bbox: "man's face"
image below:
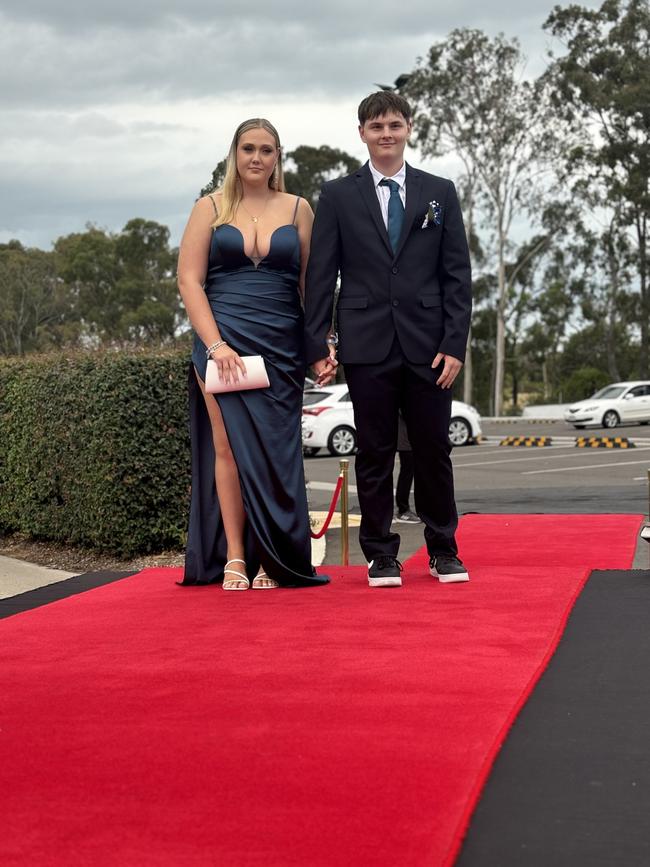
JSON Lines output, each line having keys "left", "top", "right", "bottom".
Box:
{"left": 359, "top": 111, "right": 412, "bottom": 164}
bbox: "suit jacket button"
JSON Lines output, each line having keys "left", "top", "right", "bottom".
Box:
{"left": 392, "top": 266, "right": 399, "bottom": 274}
{"left": 392, "top": 299, "right": 399, "bottom": 307}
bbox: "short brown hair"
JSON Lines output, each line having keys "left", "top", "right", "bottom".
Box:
{"left": 358, "top": 91, "right": 412, "bottom": 125}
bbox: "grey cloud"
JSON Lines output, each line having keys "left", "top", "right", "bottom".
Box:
{"left": 2, "top": 16, "right": 443, "bottom": 109}
{"left": 3, "top": 109, "right": 198, "bottom": 144}
{"left": 1, "top": 0, "right": 601, "bottom": 250}
{"left": 2, "top": 1, "right": 590, "bottom": 112}
{"left": 5, "top": 0, "right": 553, "bottom": 32}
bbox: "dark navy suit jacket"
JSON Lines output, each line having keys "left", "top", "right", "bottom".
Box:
{"left": 304, "top": 161, "right": 472, "bottom": 366}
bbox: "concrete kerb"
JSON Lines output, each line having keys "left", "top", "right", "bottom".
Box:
{"left": 479, "top": 432, "right": 650, "bottom": 447}
{"left": 481, "top": 417, "right": 559, "bottom": 424}
{"left": 0, "top": 555, "right": 79, "bottom": 600}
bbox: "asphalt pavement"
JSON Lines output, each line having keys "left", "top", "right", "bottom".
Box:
{"left": 2, "top": 418, "right": 648, "bottom": 596}
{"left": 306, "top": 417, "right": 650, "bottom": 567}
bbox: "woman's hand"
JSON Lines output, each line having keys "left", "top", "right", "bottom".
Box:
{"left": 210, "top": 343, "right": 247, "bottom": 385}
{"left": 313, "top": 356, "right": 338, "bottom": 386}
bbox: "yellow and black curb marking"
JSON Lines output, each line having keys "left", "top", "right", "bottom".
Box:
{"left": 500, "top": 436, "right": 553, "bottom": 447}
{"left": 575, "top": 436, "right": 635, "bottom": 449}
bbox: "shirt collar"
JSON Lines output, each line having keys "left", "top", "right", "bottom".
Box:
{"left": 368, "top": 160, "right": 406, "bottom": 189}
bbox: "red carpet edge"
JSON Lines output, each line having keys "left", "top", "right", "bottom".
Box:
{"left": 442, "top": 513, "right": 644, "bottom": 867}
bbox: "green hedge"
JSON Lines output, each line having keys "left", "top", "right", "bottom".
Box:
{"left": 0, "top": 349, "right": 192, "bottom": 557}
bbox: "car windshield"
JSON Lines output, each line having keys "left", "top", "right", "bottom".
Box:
{"left": 591, "top": 386, "right": 626, "bottom": 400}
{"left": 303, "top": 390, "right": 332, "bottom": 406}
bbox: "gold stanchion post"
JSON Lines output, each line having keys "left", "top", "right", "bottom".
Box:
{"left": 339, "top": 458, "right": 349, "bottom": 566}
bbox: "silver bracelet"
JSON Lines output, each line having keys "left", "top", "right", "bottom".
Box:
{"left": 206, "top": 340, "right": 227, "bottom": 359}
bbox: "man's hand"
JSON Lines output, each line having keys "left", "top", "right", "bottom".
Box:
{"left": 432, "top": 353, "right": 463, "bottom": 389}
{"left": 312, "top": 355, "right": 338, "bottom": 386}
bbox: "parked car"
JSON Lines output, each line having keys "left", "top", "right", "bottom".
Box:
{"left": 564, "top": 381, "right": 650, "bottom": 429}
{"left": 302, "top": 384, "right": 482, "bottom": 456}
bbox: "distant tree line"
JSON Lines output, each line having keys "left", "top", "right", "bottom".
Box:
{"left": 1, "top": 0, "right": 647, "bottom": 415}
{"left": 0, "top": 219, "right": 181, "bottom": 355}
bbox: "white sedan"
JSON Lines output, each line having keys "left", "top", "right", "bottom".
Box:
{"left": 564, "top": 381, "right": 650, "bottom": 429}
{"left": 302, "top": 384, "right": 482, "bottom": 456}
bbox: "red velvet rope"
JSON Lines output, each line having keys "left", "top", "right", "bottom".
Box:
{"left": 309, "top": 474, "right": 344, "bottom": 539}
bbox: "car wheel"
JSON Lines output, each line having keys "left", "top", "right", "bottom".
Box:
{"left": 448, "top": 417, "right": 471, "bottom": 447}
{"left": 303, "top": 447, "right": 319, "bottom": 457}
{"left": 327, "top": 425, "right": 356, "bottom": 456}
{"left": 602, "top": 410, "right": 620, "bottom": 429}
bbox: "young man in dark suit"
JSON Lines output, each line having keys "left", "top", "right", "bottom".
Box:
{"left": 305, "top": 91, "right": 472, "bottom": 588}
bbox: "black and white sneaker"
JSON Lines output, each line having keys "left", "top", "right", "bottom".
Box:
{"left": 368, "top": 556, "right": 403, "bottom": 588}
{"left": 394, "top": 510, "right": 421, "bottom": 524}
{"left": 429, "top": 554, "right": 470, "bottom": 583}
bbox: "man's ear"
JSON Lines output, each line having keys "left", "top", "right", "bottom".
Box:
{"left": 358, "top": 124, "right": 366, "bottom": 143}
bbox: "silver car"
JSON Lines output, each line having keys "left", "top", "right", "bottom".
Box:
{"left": 564, "top": 381, "right": 650, "bottom": 429}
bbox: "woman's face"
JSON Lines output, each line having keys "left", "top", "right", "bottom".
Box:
{"left": 236, "top": 128, "right": 279, "bottom": 187}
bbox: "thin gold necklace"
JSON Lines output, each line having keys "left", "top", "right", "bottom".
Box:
{"left": 240, "top": 194, "right": 271, "bottom": 223}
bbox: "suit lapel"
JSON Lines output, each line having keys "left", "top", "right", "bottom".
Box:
{"left": 354, "top": 163, "right": 393, "bottom": 257}
{"left": 393, "top": 163, "right": 423, "bottom": 262}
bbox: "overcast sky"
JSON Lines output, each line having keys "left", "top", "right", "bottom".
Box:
{"left": 1, "top": 1, "right": 600, "bottom": 251}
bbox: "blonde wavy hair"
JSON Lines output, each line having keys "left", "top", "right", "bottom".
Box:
{"left": 211, "top": 118, "right": 285, "bottom": 227}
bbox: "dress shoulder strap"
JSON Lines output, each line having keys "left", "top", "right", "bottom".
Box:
{"left": 291, "top": 196, "right": 301, "bottom": 225}
{"left": 207, "top": 193, "right": 218, "bottom": 217}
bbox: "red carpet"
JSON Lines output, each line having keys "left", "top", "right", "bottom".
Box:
{"left": 1, "top": 514, "right": 642, "bottom": 866}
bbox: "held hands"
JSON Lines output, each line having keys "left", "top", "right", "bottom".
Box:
{"left": 432, "top": 352, "right": 463, "bottom": 389}
{"left": 313, "top": 341, "right": 338, "bottom": 386}
{"left": 210, "top": 343, "right": 247, "bottom": 385}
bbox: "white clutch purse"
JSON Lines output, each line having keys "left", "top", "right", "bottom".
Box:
{"left": 205, "top": 355, "right": 270, "bottom": 394}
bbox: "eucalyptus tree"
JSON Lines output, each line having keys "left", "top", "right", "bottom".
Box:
{"left": 55, "top": 220, "right": 180, "bottom": 345}
{"left": 575, "top": 206, "right": 633, "bottom": 382}
{"left": 402, "top": 28, "right": 557, "bottom": 414}
{"left": 544, "top": 0, "right": 650, "bottom": 375}
{"left": 200, "top": 159, "right": 226, "bottom": 198}
{"left": 283, "top": 145, "right": 360, "bottom": 210}
{"left": 0, "top": 241, "right": 76, "bottom": 355}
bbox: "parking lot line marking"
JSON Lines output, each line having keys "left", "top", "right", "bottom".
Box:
{"left": 523, "top": 455, "right": 650, "bottom": 475}
{"left": 453, "top": 446, "right": 584, "bottom": 469}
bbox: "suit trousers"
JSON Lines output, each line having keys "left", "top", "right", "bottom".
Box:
{"left": 344, "top": 337, "right": 458, "bottom": 560}
{"left": 395, "top": 450, "right": 414, "bottom": 514}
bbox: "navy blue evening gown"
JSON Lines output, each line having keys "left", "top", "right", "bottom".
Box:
{"left": 181, "top": 200, "right": 328, "bottom": 588}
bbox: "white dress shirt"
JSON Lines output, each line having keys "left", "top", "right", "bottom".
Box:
{"left": 368, "top": 161, "right": 407, "bottom": 229}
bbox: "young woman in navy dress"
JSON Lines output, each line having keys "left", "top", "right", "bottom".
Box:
{"left": 177, "top": 119, "right": 330, "bottom": 590}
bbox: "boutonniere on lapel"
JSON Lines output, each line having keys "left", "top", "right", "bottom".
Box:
{"left": 421, "top": 200, "right": 442, "bottom": 229}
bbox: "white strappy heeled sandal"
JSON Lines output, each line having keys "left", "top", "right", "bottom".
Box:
{"left": 251, "top": 569, "right": 280, "bottom": 590}
{"left": 223, "top": 558, "right": 249, "bottom": 591}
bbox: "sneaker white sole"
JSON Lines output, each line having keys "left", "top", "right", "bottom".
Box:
{"left": 429, "top": 566, "right": 470, "bottom": 583}
{"left": 368, "top": 575, "right": 402, "bottom": 588}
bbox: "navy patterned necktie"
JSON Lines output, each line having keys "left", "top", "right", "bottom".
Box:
{"left": 379, "top": 178, "right": 404, "bottom": 252}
